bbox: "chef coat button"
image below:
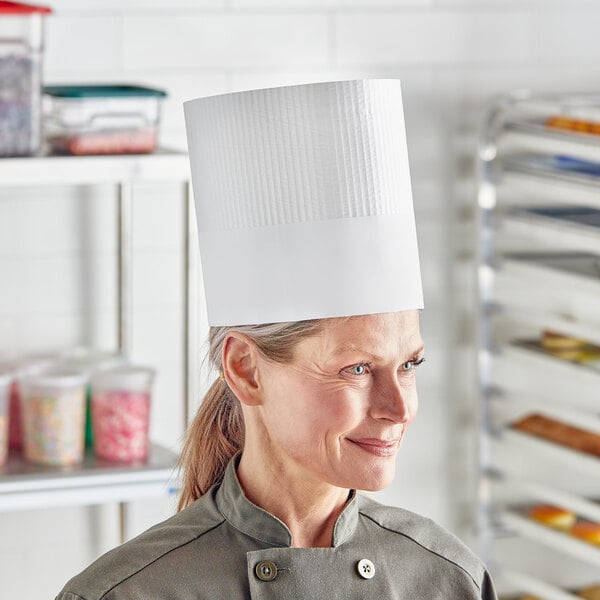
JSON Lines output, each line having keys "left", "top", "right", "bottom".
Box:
{"left": 255, "top": 560, "right": 278, "bottom": 582}
{"left": 357, "top": 558, "right": 375, "bottom": 579}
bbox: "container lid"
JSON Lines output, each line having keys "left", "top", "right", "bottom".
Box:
{"left": 0, "top": 1, "right": 52, "bottom": 14}
{"left": 20, "top": 369, "right": 89, "bottom": 389}
{"left": 3, "top": 354, "right": 58, "bottom": 377}
{"left": 44, "top": 85, "right": 167, "bottom": 99}
{"left": 59, "top": 347, "right": 126, "bottom": 374}
{"left": 91, "top": 365, "right": 155, "bottom": 390}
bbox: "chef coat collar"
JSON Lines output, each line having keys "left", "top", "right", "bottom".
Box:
{"left": 215, "top": 456, "right": 359, "bottom": 548}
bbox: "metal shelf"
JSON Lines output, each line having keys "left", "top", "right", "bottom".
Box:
{"left": 0, "top": 444, "right": 178, "bottom": 511}
{"left": 499, "top": 569, "right": 583, "bottom": 600}
{"left": 500, "top": 251, "right": 600, "bottom": 286}
{"left": 490, "top": 342, "right": 600, "bottom": 412}
{"left": 500, "top": 166, "right": 600, "bottom": 211}
{"left": 0, "top": 149, "right": 190, "bottom": 187}
{"left": 499, "top": 208, "right": 600, "bottom": 255}
{"left": 500, "top": 509, "right": 600, "bottom": 569}
{"left": 495, "top": 476, "right": 600, "bottom": 525}
{"left": 493, "top": 307, "right": 600, "bottom": 347}
{"left": 494, "top": 253, "right": 600, "bottom": 330}
{"left": 495, "top": 429, "right": 600, "bottom": 480}
{"left": 503, "top": 155, "right": 600, "bottom": 189}
{"left": 491, "top": 395, "right": 600, "bottom": 440}
{"left": 500, "top": 121, "right": 600, "bottom": 163}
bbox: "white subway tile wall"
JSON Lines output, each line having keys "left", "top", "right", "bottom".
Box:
{"left": 336, "top": 9, "right": 600, "bottom": 66}
{"left": 1, "top": 1, "right": 600, "bottom": 596}
{"left": 123, "top": 14, "right": 330, "bottom": 70}
{"left": 44, "top": 15, "right": 123, "bottom": 73}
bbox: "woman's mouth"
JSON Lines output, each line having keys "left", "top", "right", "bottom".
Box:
{"left": 347, "top": 438, "right": 400, "bottom": 457}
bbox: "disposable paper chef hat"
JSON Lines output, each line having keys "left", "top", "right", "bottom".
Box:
{"left": 184, "top": 79, "right": 423, "bottom": 326}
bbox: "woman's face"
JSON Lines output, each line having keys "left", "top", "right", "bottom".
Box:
{"left": 253, "top": 310, "right": 424, "bottom": 492}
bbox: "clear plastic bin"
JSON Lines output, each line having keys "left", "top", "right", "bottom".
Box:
{"left": 43, "top": 84, "right": 167, "bottom": 155}
{"left": 0, "top": 1, "right": 51, "bottom": 157}
{"left": 91, "top": 365, "right": 155, "bottom": 462}
{"left": 20, "top": 369, "right": 88, "bottom": 466}
{"left": 0, "top": 353, "right": 58, "bottom": 451}
{"left": 59, "top": 347, "right": 126, "bottom": 448}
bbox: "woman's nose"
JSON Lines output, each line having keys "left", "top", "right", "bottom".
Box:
{"left": 369, "top": 375, "right": 417, "bottom": 424}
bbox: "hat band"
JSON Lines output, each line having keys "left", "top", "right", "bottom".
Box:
{"left": 199, "top": 213, "right": 423, "bottom": 326}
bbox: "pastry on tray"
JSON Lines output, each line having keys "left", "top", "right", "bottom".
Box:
{"left": 512, "top": 413, "right": 600, "bottom": 457}
{"left": 545, "top": 115, "right": 600, "bottom": 135}
{"left": 577, "top": 585, "right": 600, "bottom": 600}
{"left": 571, "top": 521, "right": 600, "bottom": 547}
{"left": 540, "top": 330, "right": 600, "bottom": 363}
{"left": 528, "top": 504, "right": 576, "bottom": 530}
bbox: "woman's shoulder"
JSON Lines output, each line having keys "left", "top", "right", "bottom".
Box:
{"left": 55, "top": 491, "right": 225, "bottom": 600}
{"left": 356, "top": 494, "right": 486, "bottom": 588}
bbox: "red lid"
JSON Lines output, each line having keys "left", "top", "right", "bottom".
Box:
{"left": 0, "top": 1, "right": 52, "bottom": 14}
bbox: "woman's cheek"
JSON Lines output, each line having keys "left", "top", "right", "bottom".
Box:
{"left": 316, "top": 388, "right": 365, "bottom": 428}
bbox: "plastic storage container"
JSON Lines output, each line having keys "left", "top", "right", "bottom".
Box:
{"left": 0, "top": 370, "right": 14, "bottom": 466}
{"left": 0, "top": 353, "right": 57, "bottom": 451}
{"left": 0, "top": 1, "right": 52, "bottom": 157}
{"left": 20, "top": 369, "right": 88, "bottom": 466}
{"left": 59, "top": 347, "right": 125, "bottom": 448}
{"left": 43, "top": 84, "right": 167, "bottom": 155}
{"left": 91, "top": 365, "right": 155, "bottom": 462}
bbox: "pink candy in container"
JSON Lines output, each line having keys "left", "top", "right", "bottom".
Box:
{"left": 19, "top": 369, "right": 88, "bottom": 466}
{"left": 91, "top": 365, "right": 155, "bottom": 462}
{"left": 0, "top": 370, "right": 14, "bottom": 466}
{"left": 59, "top": 347, "right": 126, "bottom": 449}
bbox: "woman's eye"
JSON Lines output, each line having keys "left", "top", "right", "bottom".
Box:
{"left": 401, "top": 357, "right": 426, "bottom": 372}
{"left": 346, "top": 363, "right": 369, "bottom": 376}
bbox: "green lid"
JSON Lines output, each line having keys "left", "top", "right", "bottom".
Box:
{"left": 44, "top": 84, "right": 167, "bottom": 99}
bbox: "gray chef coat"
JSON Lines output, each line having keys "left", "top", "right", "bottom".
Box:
{"left": 56, "top": 459, "right": 497, "bottom": 599}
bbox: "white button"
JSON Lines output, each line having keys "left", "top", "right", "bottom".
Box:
{"left": 357, "top": 558, "right": 375, "bottom": 579}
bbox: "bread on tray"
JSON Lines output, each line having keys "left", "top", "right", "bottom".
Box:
{"left": 512, "top": 413, "right": 600, "bottom": 457}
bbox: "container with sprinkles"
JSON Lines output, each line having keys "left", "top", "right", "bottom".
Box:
{"left": 0, "top": 370, "right": 14, "bottom": 466}
{"left": 0, "top": 1, "right": 52, "bottom": 157}
{"left": 91, "top": 365, "right": 155, "bottom": 462}
{"left": 2, "top": 354, "right": 57, "bottom": 452}
{"left": 20, "top": 369, "right": 88, "bottom": 466}
{"left": 59, "top": 347, "right": 126, "bottom": 449}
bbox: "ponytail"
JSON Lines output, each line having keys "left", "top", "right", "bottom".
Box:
{"left": 177, "top": 319, "right": 323, "bottom": 511}
{"left": 177, "top": 377, "right": 244, "bottom": 510}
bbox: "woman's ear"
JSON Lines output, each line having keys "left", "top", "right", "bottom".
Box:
{"left": 222, "top": 333, "right": 263, "bottom": 406}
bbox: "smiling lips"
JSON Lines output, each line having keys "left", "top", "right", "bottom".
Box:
{"left": 347, "top": 437, "right": 401, "bottom": 457}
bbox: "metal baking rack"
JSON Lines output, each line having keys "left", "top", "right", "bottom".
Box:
{"left": 477, "top": 92, "right": 600, "bottom": 599}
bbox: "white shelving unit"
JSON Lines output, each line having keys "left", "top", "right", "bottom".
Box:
{"left": 0, "top": 444, "right": 177, "bottom": 512}
{"left": 0, "top": 150, "right": 199, "bottom": 532}
{"left": 477, "top": 93, "right": 600, "bottom": 598}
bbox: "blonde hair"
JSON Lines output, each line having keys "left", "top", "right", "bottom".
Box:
{"left": 177, "top": 320, "right": 323, "bottom": 510}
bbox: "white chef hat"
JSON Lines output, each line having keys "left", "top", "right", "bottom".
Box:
{"left": 184, "top": 79, "right": 423, "bottom": 326}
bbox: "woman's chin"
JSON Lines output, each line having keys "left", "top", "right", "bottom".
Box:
{"left": 352, "top": 464, "right": 397, "bottom": 492}
{"left": 359, "top": 479, "right": 395, "bottom": 493}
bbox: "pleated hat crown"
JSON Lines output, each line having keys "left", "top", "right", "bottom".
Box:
{"left": 184, "top": 79, "right": 423, "bottom": 326}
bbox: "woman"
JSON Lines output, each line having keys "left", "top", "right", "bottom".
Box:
{"left": 56, "top": 80, "right": 496, "bottom": 599}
